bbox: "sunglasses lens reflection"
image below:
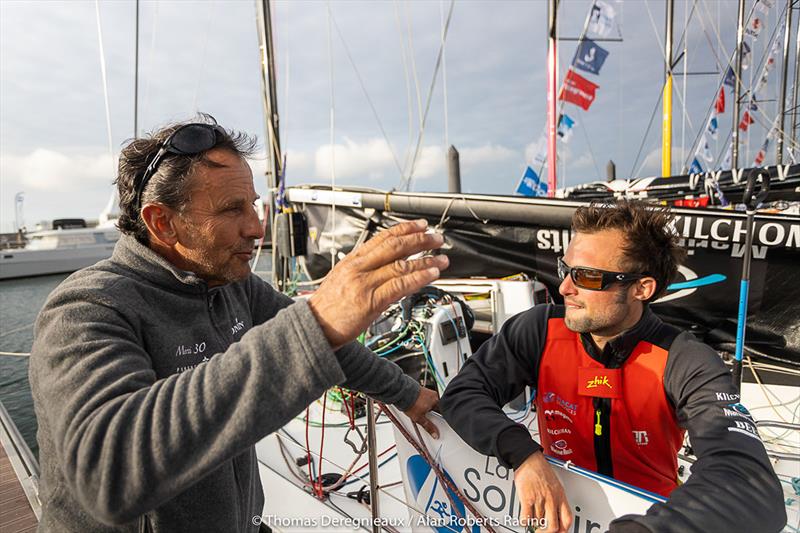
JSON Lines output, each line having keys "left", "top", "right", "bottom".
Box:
{"left": 574, "top": 269, "right": 603, "bottom": 290}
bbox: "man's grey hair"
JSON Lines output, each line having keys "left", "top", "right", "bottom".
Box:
{"left": 114, "top": 113, "right": 258, "bottom": 244}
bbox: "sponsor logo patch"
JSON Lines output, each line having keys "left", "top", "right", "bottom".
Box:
{"left": 544, "top": 409, "right": 573, "bottom": 424}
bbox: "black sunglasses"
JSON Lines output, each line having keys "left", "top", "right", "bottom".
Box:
{"left": 557, "top": 256, "right": 645, "bottom": 291}
{"left": 134, "top": 123, "right": 225, "bottom": 211}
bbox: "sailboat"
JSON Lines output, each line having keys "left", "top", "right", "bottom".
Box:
{"left": 254, "top": 0, "right": 800, "bottom": 531}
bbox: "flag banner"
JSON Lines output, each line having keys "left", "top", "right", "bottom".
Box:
{"left": 720, "top": 143, "right": 732, "bottom": 170}
{"left": 754, "top": 137, "right": 769, "bottom": 165}
{"left": 741, "top": 41, "right": 752, "bottom": 70}
{"left": 715, "top": 87, "right": 725, "bottom": 114}
{"left": 698, "top": 137, "right": 714, "bottom": 163}
{"left": 588, "top": 0, "right": 617, "bottom": 38}
{"left": 690, "top": 157, "right": 704, "bottom": 174}
{"left": 573, "top": 39, "right": 609, "bottom": 75}
{"left": 756, "top": 0, "right": 776, "bottom": 13}
{"left": 559, "top": 70, "right": 599, "bottom": 111}
{"left": 738, "top": 110, "right": 755, "bottom": 131}
{"left": 746, "top": 17, "right": 763, "bottom": 40}
{"left": 515, "top": 166, "right": 548, "bottom": 197}
{"left": 708, "top": 115, "right": 719, "bottom": 140}
{"left": 756, "top": 71, "right": 770, "bottom": 94}
{"left": 724, "top": 66, "right": 736, "bottom": 89}
{"left": 557, "top": 114, "right": 576, "bottom": 142}
{"left": 529, "top": 134, "right": 548, "bottom": 169}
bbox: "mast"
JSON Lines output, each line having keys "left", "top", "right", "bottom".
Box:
{"left": 661, "top": 0, "right": 674, "bottom": 177}
{"left": 134, "top": 0, "right": 139, "bottom": 139}
{"left": 777, "top": 0, "right": 793, "bottom": 164}
{"left": 256, "top": 0, "right": 284, "bottom": 289}
{"left": 732, "top": 0, "right": 746, "bottom": 170}
{"left": 547, "top": 0, "right": 558, "bottom": 196}
{"left": 793, "top": 1, "right": 800, "bottom": 153}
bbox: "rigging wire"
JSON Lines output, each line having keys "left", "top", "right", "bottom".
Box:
{"left": 329, "top": 11, "right": 404, "bottom": 177}
{"left": 404, "top": 2, "right": 424, "bottom": 129}
{"left": 628, "top": 90, "right": 664, "bottom": 179}
{"left": 94, "top": 0, "right": 116, "bottom": 182}
{"left": 440, "top": 0, "right": 450, "bottom": 149}
{"left": 190, "top": 0, "right": 216, "bottom": 114}
{"left": 643, "top": 0, "right": 698, "bottom": 158}
{"left": 401, "top": 0, "right": 456, "bottom": 191}
{"left": 141, "top": 1, "right": 160, "bottom": 130}
{"left": 326, "top": 1, "right": 337, "bottom": 271}
{"left": 709, "top": 4, "right": 798, "bottom": 170}
{"left": 393, "top": 0, "right": 416, "bottom": 176}
{"left": 681, "top": 0, "right": 764, "bottom": 171}
{"left": 577, "top": 112, "right": 604, "bottom": 181}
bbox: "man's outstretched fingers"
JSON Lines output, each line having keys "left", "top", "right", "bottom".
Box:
{"left": 373, "top": 267, "right": 441, "bottom": 311}
{"left": 350, "top": 219, "right": 429, "bottom": 260}
{"left": 358, "top": 230, "right": 444, "bottom": 272}
{"left": 370, "top": 254, "right": 449, "bottom": 287}
{"left": 543, "top": 496, "right": 559, "bottom": 533}
{"left": 558, "top": 500, "right": 573, "bottom": 533}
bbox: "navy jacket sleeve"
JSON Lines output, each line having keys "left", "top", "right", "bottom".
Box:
{"left": 440, "top": 304, "right": 549, "bottom": 469}
{"left": 611, "top": 332, "right": 786, "bottom": 533}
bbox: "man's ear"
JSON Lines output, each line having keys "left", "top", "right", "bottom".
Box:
{"left": 633, "top": 276, "right": 657, "bottom": 302}
{"left": 141, "top": 203, "right": 178, "bottom": 246}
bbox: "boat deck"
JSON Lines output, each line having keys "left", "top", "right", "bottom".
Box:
{"left": 0, "top": 443, "right": 37, "bottom": 533}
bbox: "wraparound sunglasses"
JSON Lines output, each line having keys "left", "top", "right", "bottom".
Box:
{"left": 133, "top": 123, "right": 226, "bottom": 211}
{"left": 557, "top": 256, "right": 646, "bottom": 291}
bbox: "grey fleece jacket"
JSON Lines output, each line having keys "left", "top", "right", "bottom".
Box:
{"left": 29, "top": 234, "right": 421, "bottom": 532}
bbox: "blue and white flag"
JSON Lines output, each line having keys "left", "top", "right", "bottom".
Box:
{"left": 698, "top": 137, "right": 714, "bottom": 163}
{"left": 724, "top": 66, "right": 736, "bottom": 89}
{"left": 741, "top": 41, "right": 752, "bottom": 70}
{"left": 557, "top": 114, "right": 576, "bottom": 142}
{"left": 707, "top": 115, "right": 719, "bottom": 140}
{"left": 690, "top": 158, "right": 704, "bottom": 174}
{"left": 588, "top": 0, "right": 617, "bottom": 38}
{"left": 573, "top": 39, "right": 609, "bottom": 75}
{"left": 515, "top": 166, "right": 548, "bottom": 197}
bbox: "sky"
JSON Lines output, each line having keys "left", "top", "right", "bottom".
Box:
{"left": 0, "top": 0, "right": 795, "bottom": 232}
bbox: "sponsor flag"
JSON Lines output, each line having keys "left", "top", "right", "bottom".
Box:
{"left": 724, "top": 66, "right": 736, "bottom": 89}
{"left": 515, "top": 166, "right": 548, "bottom": 197}
{"left": 557, "top": 114, "right": 576, "bottom": 142}
{"left": 573, "top": 39, "right": 609, "bottom": 75}
{"left": 741, "top": 41, "right": 752, "bottom": 70}
{"left": 738, "top": 110, "right": 755, "bottom": 131}
{"left": 756, "top": 0, "right": 775, "bottom": 13}
{"left": 588, "top": 0, "right": 617, "bottom": 38}
{"left": 721, "top": 143, "right": 732, "bottom": 170}
{"left": 754, "top": 148, "right": 766, "bottom": 166}
{"left": 708, "top": 115, "right": 719, "bottom": 139}
{"left": 559, "top": 70, "right": 599, "bottom": 111}
{"left": 698, "top": 137, "right": 714, "bottom": 163}
{"left": 715, "top": 87, "right": 725, "bottom": 114}
{"left": 746, "top": 17, "right": 763, "bottom": 40}
{"left": 690, "top": 158, "right": 704, "bottom": 174}
{"left": 529, "top": 134, "right": 548, "bottom": 168}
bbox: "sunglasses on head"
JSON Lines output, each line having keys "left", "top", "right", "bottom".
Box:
{"left": 557, "top": 256, "right": 645, "bottom": 291}
{"left": 134, "top": 123, "right": 226, "bottom": 211}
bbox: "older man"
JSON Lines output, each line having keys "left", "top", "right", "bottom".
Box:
{"left": 440, "top": 200, "right": 785, "bottom": 533}
{"left": 29, "top": 116, "right": 446, "bottom": 532}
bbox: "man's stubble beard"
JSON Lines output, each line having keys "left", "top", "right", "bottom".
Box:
{"left": 564, "top": 286, "right": 630, "bottom": 336}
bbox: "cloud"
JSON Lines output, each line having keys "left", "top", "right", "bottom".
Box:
{"left": 286, "top": 139, "right": 518, "bottom": 188}
{"left": 639, "top": 147, "right": 693, "bottom": 178}
{"left": 1, "top": 149, "right": 116, "bottom": 192}
{"left": 314, "top": 138, "right": 402, "bottom": 182}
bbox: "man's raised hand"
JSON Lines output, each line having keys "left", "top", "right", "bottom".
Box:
{"left": 308, "top": 219, "right": 449, "bottom": 349}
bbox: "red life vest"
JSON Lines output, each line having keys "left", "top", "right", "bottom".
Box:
{"left": 534, "top": 317, "right": 685, "bottom": 497}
